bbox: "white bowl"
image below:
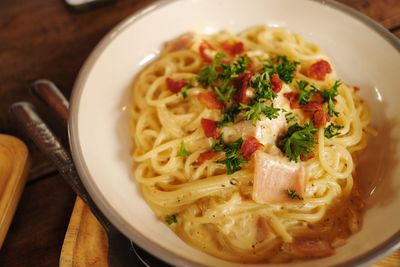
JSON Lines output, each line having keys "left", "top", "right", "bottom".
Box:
{"left": 69, "top": 0, "right": 400, "bottom": 266}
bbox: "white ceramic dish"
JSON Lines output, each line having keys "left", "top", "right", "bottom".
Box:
{"left": 69, "top": 0, "right": 400, "bottom": 266}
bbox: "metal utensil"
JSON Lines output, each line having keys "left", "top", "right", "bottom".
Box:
{"left": 10, "top": 80, "right": 170, "bottom": 267}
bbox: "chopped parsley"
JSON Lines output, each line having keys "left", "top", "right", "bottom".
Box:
{"left": 176, "top": 141, "right": 189, "bottom": 157}
{"left": 284, "top": 111, "right": 298, "bottom": 124}
{"left": 211, "top": 134, "right": 225, "bottom": 151}
{"left": 220, "top": 56, "right": 249, "bottom": 79}
{"left": 320, "top": 80, "right": 341, "bottom": 117}
{"left": 198, "top": 53, "right": 224, "bottom": 86}
{"left": 213, "top": 137, "right": 248, "bottom": 174}
{"left": 215, "top": 84, "right": 237, "bottom": 103}
{"left": 217, "top": 105, "right": 241, "bottom": 127}
{"left": 198, "top": 53, "right": 249, "bottom": 104}
{"left": 278, "top": 123, "right": 317, "bottom": 162}
{"left": 324, "top": 123, "right": 343, "bottom": 138}
{"left": 196, "top": 53, "right": 303, "bottom": 130}
{"left": 297, "top": 80, "right": 317, "bottom": 105}
{"left": 288, "top": 189, "right": 303, "bottom": 200}
{"left": 251, "top": 71, "right": 276, "bottom": 100}
{"left": 265, "top": 56, "right": 299, "bottom": 84}
{"left": 181, "top": 83, "right": 193, "bottom": 98}
{"left": 165, "top": 214, "right": 178, "bottom": 225}
{"left": 241, "top": 102, "right": 280, "bottom": 125}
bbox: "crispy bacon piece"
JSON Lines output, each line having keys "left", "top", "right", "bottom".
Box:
{"left": 302, "top": 101, "right": 324, "bottom": 112}
{"left": 313, "top": 109, "right": 329, "bottom": 128}
{"left": 196, "top": 150, "right": 217, "bottom": 165}
{"left": 307, "top": 60, "right": 332, "bottom": 81}
{"left": 311, "top": 92, "right": 324, "bottom": 103}
{"left": 199, "top": 40, "right": 215, "bottom": 63}
{"left": 221, "top": 40, "right": 244, "bottom": 57}
{"left": 197, "top": 92, "right": 224, "bottom": 109}
{"left": 271, "top": 74, "right": 283, "bottom": 93}
{"left": 164, "top": 33, "right": 194, "bottom": 53}
{"left": 201, "top": 118, "right": 218, "bottom": 138}
{"left": 284, "top": 92, "right": 301, "bottom": 109}
{"left": 284, "top": 238, "right": 334, "bottom": 258}
{"left": 300, "top": 153, "right": 315, "bottom": 161}
{"left": 166, "top": 77, "right": 186, "bottom": 93}
{"left": 353, "top": 86, "right": 361, "bottom": 92}
{"left": 240, "top": 136, "right": 263, "bottom": 159}
{"left": 235, "top": 71, "right": 253, "bottom": 104}
{"left": 246, "top": 60, "right": 255, "bottom": 72}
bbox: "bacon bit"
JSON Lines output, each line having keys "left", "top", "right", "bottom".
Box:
{"left": 240, "top": 136, "right": 263, "bottom": 159}
{"left": 196, "top": 150, "right": 217, "bottom": 165}
{"left": 284, "top": 92, "right": 300, "bottom": 109}
{"left": 164, "top": 33, "right": 194, "bottom": 52}
{"left": 271, "top": 74, "right": 283, "bottom": 93}
{"left": 302, "top": 101, "right": 324, "bottom": 112}
{"left": 199, "top": 40, "right": 215, "bottom": 63}
{"left": 201, "top": 118, "right": 218, "bottom": 138}
{"left": 353, "top": 86, "right": 361, "bottom": 92}
{"left": 197, "top": 92, "right": 224, "bottom": 109}
{"left": 285, "top": 238, "right": 334, "bottom": 258}
{"left": 246, "top": 59, "right": 255, "bottom": 72}
{"left": 235, "top": 71, "right": 253, "bottom": 104}
{"left": 311, "top": 92, "right": 324, "bottom": 103}
{"left": 166, "top": 77, "right": 186, "bottom": 93}
{"left": 313, "top": 109, "right": 328, "bottom": 128}
{"left": 221, "top": 40, "right": 244, "bottom": 57}
{"left": 307, "top": 60, "right": 332, "bottom": 81}
{"left": 300, "top": 153, "right": 315, "bottom": 161}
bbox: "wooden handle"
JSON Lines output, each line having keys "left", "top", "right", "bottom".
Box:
{"left": 9, "top": 102, "right": 113, "bottom": 232}
{"left": 30, "top": 79, "right": 69, "bottom": 124}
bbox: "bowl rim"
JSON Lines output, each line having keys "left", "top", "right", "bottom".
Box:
{"left": 68, "top": 0, "right": 400, "bottom": 266}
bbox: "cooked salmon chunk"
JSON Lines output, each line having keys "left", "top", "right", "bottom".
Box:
{"left": 253, "top": 150, "right": 305, "bottom": 204}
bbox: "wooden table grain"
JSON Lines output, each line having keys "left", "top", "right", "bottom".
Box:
{"left": 0, "top": 0, "right": 399, "bottom": 266}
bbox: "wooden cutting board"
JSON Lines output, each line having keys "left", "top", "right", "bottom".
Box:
{"left": 0, "top": 134, "right": 30, "bottom": 248}
{"left": 60, "top": 198, "right": 400, "bottom": 267}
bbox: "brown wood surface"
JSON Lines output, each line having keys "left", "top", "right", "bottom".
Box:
{"left": 0, "top": 0, "right": 398, "bottom": 266}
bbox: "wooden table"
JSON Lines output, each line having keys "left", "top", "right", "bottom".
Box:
{"left": 0, "top": 0, "right": 399, "bottom": 266}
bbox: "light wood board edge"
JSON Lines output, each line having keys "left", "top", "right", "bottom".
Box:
{"left": 60, "top": 197, "right": 108, "bottom": 267}
{"left": 0, "top": 134, "right": 30, "bottom": 248}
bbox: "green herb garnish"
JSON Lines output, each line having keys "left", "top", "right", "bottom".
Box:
{"left": 278, "top": 123, "right": 317, "bottom": 162}
{"left": 288, "top": 189, "right": 304, "bottom": 200}
{"left": 297, "top": 80, "right": 318, "bottom": 105}
{"left": 284, "top": 111, "right": 298, "bottom": 124}
{"left": 215, "top": 138, "right": 248, "bottom": 174}
{"left": 265, "top": 56, "right": 299, "bottom": 84}
{"left": 251, "top": 71, "right": 276, "bottom": 100}
{"left": 198, "top": 53, "right": 225, "bottom": 86}
{"left": 320, "top": 80, "right": 341, "bottom": 117}
{"left": 198, "top": 54, "right": 249, "bottom": 104}
{"left": 215, "top": 84, "right": 237, "bottom": 103}
{"left": 324, "top": 123, "right": 343, "bottom": 138}
{"left": 241, "top": 102, "right": 279, "bottom": 125}
{"left": 176, "top": 141, "right": 189, "bottom": 157}
{"left": 165, "top": 214, "right": 178, "bottom": 225}
{"left": 217, "top": 105, "right": 241, "bottom": 127}
{"left": 181, "top": 84, "right": 192, "bottom": 98}
{"left": 220, "top": 56, "right": 250, "bottom": 79}
{"left": 211, "top": 134, "right": 225, "bottom": 152}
